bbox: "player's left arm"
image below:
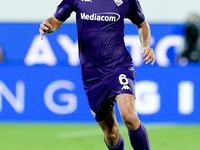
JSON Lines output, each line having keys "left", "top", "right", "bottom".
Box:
{"left": 136, "top": 20, "right": 156, "bottom": 65}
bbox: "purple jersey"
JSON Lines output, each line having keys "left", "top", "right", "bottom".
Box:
{"left": 54, "top": 0, "right": 145, "bottom": 120}
{"left": 54, "top": 0, "right": 145, "bottom": 82}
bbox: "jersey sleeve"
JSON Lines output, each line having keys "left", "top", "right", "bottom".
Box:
{"left": 54, "top": 0, "right": 75, "bottom": 22}
{"left": 126, "top": 0, "right": 145, "bottom": 25}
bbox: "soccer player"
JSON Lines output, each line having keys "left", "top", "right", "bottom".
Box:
{"left": 39, "top": 0, "right": 156, "bottom": 149}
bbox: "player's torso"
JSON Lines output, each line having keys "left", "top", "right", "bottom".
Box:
{"left": 74, "top": 0, "right": 128, "bottom": 33}
{"left": 72, "top": 0, "right": 132, "bottom": 81}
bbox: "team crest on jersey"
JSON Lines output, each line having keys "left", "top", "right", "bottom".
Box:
{"left": 114, "top": 0, "right": 123, "bottom": 6}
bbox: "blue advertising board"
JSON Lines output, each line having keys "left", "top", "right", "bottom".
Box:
{"left": 0, "top": 23, "right": 199, "bottom": 123}
{"left": 0, "top": 23, "right": 185, "bottom": 66}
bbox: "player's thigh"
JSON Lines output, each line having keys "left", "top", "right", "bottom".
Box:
{"left": 98, "top": 106, "right": 119, "bottom": 135}
{"left": 116, "top": 93, "right": 136, "bottom": 115}
{"left": 116, "top": 93, "right": 140, "bottom": 129}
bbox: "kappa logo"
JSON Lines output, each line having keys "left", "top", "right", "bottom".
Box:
{"left": 81, "top": 0, "right": 92, "bottom": 2}
{"left": 121, "top": 85, "right": 131, "bottom": 90}
{"left": 114, "top": 0, "right": 123, "bottom": 6}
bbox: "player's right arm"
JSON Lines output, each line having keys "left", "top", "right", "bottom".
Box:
{"left": 39, "top": 16, "right": 63, "bottom": 40}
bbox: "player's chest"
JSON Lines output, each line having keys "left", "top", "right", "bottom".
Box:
{"left": 75, "top": 0, "right": 128, "bottom": 15}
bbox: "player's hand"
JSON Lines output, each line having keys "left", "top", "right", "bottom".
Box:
{"left": 39, "top": 21, "right": 52, "bottom": 40}
{"left": 141, "top": 47, "right": 156, "bottom": 65}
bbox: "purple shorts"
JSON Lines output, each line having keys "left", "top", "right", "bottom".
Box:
{"left": 83, "top": 68, "right": 136, "bottom": 122}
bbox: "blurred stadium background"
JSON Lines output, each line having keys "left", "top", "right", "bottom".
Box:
{"left": 0, "top": 0, "right": 200, "bottom": 149}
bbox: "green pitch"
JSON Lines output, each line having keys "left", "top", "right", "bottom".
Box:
{"left": 0, "top": 123, "right": 199, "bottom": 150}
